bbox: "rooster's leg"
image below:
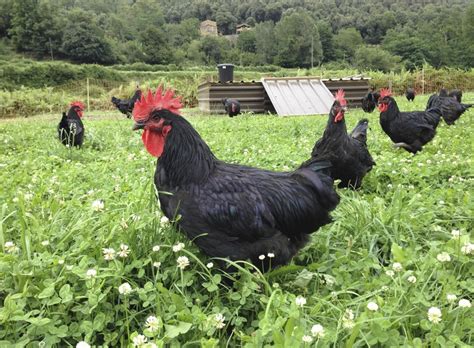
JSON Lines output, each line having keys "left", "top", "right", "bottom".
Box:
{"left": 392, "top": 142, "right": 413, "bottom": 151}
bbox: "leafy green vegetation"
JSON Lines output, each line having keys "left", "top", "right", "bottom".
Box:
{"left": 0, "top": 0, "right": 473, "bottom": 70}
{"left": 0, "top": 94, "right": 472, "bottom": 347}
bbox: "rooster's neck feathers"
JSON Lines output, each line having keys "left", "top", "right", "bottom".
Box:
{"left": 158, "top": 111, "right": 217, "bottom": 186}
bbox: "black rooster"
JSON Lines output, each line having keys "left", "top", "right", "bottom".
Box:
{"left": 426, "top": 89, "right": 472, "bottom": 125}
{"left": 132, "top": 88, "right": 339, "bottom": 271}
{"left": 111, "top": 88, "right": 142, "bottom": 118}
{"left": 405, "top": 88, "right": 415, "bottom": 102}
{"left": 222, "top": 98, "right": 241, "bottom": 117}
{"left": 361, "top": 91, "right": 380, "bottom": 113}
{"left": 307, "top": 90, "right": 375, "bottom": 189}
{"left": 58, "top": 101, "right": 85, "bottom": 147}
{"left": 378, "top": 89, "right": 442, "bottom": 154}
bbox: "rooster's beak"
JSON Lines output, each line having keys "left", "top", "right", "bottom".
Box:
{"left": 132, "top": 122, "right": 145, "bottom": 131}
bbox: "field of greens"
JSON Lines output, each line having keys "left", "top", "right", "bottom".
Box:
{"left": 0, "top": 94, "right": 472, "bottom": 347}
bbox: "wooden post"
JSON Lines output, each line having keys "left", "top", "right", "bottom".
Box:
{"left": 422, "top": 67, "right": 425, "bottom": 95}
{"left": 86, "top": 78, "right": 90, "bottom": 110}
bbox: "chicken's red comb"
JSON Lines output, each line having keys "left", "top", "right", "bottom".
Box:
{"left": 380, "top": 88, "right": 392, "bottom": 98}
{"left": 133, "top": 86, "right": 182, "bottom": 121}
{"left": 70, "top": 101, "right": 85, "bottom": 110}
{"left": 334, "top": 89, "right": 347, "bottom": 106}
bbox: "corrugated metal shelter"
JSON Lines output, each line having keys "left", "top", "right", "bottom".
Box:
{"left": 197, "top": 81, "right": 274, "bottom": 114}
{"left": 197, "top": 76, "right": 371, "bottom": 115}
{"left": 261, "top": 77, "right": 334, "bottom": 116}
{"left": 322, "top": 77, "right": 371, "bottom": 108}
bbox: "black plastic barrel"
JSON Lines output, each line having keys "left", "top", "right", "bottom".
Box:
{"left": 217, "top": 64, "right": 234, "bottom": 83}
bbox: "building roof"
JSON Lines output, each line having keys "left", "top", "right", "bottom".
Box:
{"left": 261, "top": 77, "right": 334, "bottom": 116}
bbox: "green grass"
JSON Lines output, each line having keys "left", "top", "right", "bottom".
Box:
{"left": 0, "top": 94, "right": 473, "bottom": 347}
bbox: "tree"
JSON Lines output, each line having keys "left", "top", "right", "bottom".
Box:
{"left": 254, "top": 21, "right": 276, "bottom": 65}
{"left": 9, "top": 0, "right": 62, "bottom": 58}
{"left": 383, "top": 29, "right": 429, "bottom": 70}
{"left": 333, "top": 27, "right": 363, "bottom": 62}
{"left": 274, "top": 12, "right": 322, "bottom": 68}
{"left": 215, "top": 9, "right": 238, "bottom": 35}
{"left": 354, "top": 45, "right": 401, "bottom": 72}
{"left": 317, "top": 21, "right": 335, "bottom": 62}
{"left": 61, "top": 9, "right": 116, "bottom": 64}
{"left": 139, "top": 26, "right": 172, "bottom": 65}
{"left": 198, "top": 36, "right": 231, "bottom": 65}
{"left": 237, "top": 30, "right": 256, "bottom": 53}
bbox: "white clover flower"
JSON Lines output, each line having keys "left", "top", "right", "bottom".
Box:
{"left": 295, "top": 296, "right": 307, "bottom": 307}
{"left": 458, "top": 299, "right": 471, "bottom": 308}
{"left": 65, "top": 265, "right": 74, "bottom": 271}
{"left": 451, "top": 229, "right": 461, "bottom": 239}
{"left": 91, "top": 199, "right": 105, "bottom": 211}
{"left": 206, "top": 262, "right": 213, "bottom": 269}
{"left": 145, "top": 315, "right": 160, "bottom": 332}
{"left": 177, "top": 256, "right": 190, "bottom": 270}
{"left": 436, "top": 252, "right": 451, "bottom": 262}
{"left": 342, "top": 308, "right": 355, "bottom": 329}
{"left": 407, "top": 275, "right": 417, "bottom": 284}
{"left": 392, "top": 262, "right": 402, "bottom": 272}
{"left": 447, "top": 294, "right": 457, "bottom": 303}
{"left": 118, "top": 243, "right": 130, "bottom": 258}
{"left": 433, "top": 225, "right": 442, "bottom": 232}
{"left": 214, "top": 313, "right": 225, "bottom": 329}
{"left": 461, "top": 243, "right": 474, "bottom": 255}
{"left": 41, "top": 240, "right": 50, "bottom": 246}
{"left": 302, "top": 335, "right": 313, "bottom": 343}
{"left": 76, "top": 341, "right": 91, "bottom": 348}
{"left": 267, "top": 253, "right": 275, "bottom": 258}
{"left": 172, "top": 242, "right": 185, "bottom": 252}
{"left": 153, "top": 262, "right": 161, "bottom": 268}
{"left": 58, "top": 259, "right": 65, "bottom": 265}
{"left": 132, "top": 334, "right": 147, "bottom": 347}
{"left": 4, "top": 241, "right": 19, "bottom": 253}
{"left": 438, "top": 200, "right": 445, "bottom": 205}
{"left": 160, "top": 216, "right": 170, "bottom": 225}
{"left": 311, "top": 324, "right": 325, "bottom": 338}
{"left": 86, "top": 269, "right": 97, "bottom": 278}
{"left": 102, "top": 248, "right": 116, "bottom": 261}
{"left": 258, "top": 254, "right": 265, "bottom": 260}
{"left": 118, "top": 282, "right": 132, "bottom": 295}
{"left": 385, "top": 270, "right": 395, "bottom": 277}
{"left": 367, "top": 302, "right": 379, "bottom": 311}
{"left": 152, "top": 245, "right": 160, "bottom": 252}
{"left": 427, "top": 307, "right": 442, "bottom": 323}
{"left": 24, "top": 192, "right": 33, "bottom": 201}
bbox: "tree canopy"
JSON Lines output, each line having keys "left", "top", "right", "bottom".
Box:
{"left": 1, "top": 0, "right": 473, "bottom": 70}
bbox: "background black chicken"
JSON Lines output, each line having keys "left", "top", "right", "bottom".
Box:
{"left": 58, "top": 101, "right": 85, "bottom": 147}
{"left": 426, "top": 88, "right": 472, "bottom": 125}
{"left": 448, "top": 89, "right": 462, "bottom": 103}
{"left": 133, "top": 88, "right": 339, "bottom": 272}
{"left": 222, "top": 98, "right": 241, "bottom": 117}
{"left": 378, "top": 89, "right": 441, "bottom": 153}
{"left": 361, "top": 91, "right": 380, "bottom": 113}
{"left": 111, "top": 88, "right": 142, "bottom": 118}
{"left": 405, "top": 88, "right": 415, "bottom": 102}
{"left": 307, "top": 90, "right": 375, "bottom": 189}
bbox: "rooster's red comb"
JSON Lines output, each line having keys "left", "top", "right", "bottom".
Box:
{"left": 380, "top": 88, "right": 392, "bottom": 98}
{"left": 70, "top": 101, "right": 85, "bottom": 110}
{"left": 133, "top": 86, "right": 182, "bottom": 121}
{"left": 334, "top": 89, "right": 347, "bottom": 106}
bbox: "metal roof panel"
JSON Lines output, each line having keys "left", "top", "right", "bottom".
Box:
{"left": 261, "top": 77, "right": 334, "bottom": 116}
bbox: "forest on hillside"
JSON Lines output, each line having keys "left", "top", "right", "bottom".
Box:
{"left": 0, "top": 0, "right": 473, "bottom": 71}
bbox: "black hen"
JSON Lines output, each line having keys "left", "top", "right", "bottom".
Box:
{"left": 111, "top": 88, "right": 142, "bottom": 118}
{"left": 361, "top": 91, "right": 380, "bottom": 113}
{"left": 222, "top": 98, "right": 241, "bottom": 117}
{"left": 132, "top": 88, "right": 339, "bottom": 271}
{"left": 58, "top": 101, "right": 85, "bottom": 147}
{"left": 448, "top": 89, "right": 462, "bottom": 103}
{"left": 426, "top": 89, "right": 472, "bottom": 125}
{"left": 307, "top": 90, "right": 375, "bottom": 189}
{"left": 405, "top": 88, "right": 415, "bottom": 102}
{"left": 378, "top": 89, "right": 441, "bottom": 154}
